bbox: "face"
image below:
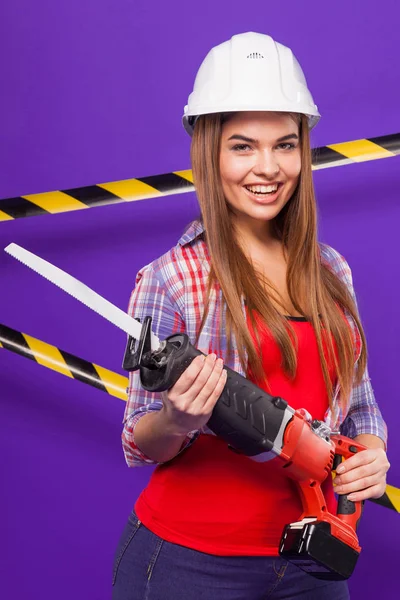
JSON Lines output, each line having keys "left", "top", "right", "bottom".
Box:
{"left": 219, "top": 111, "right": 301, "bottom": 231}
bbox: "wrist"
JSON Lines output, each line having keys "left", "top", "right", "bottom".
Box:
{"left": 156, "top": 408, "right": 190, "bottom": 438}
{"left": 354, "top": 433, "right": 386, "bottom": 451}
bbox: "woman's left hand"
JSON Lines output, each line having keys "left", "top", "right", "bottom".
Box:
{"left": 333, "top": 448, "right": 390, "bottom": 502}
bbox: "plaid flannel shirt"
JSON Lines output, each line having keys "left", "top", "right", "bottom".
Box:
{"left": 122, "top": 220, "right": 387, "bottom": 467}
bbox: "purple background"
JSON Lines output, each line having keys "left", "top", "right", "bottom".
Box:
{"left": 1, "top": 1, "right": 399, "bottom": 598}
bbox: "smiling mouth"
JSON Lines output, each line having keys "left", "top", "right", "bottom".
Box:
{"left": 244, "top": 183, "right": 283, "bottom": 197}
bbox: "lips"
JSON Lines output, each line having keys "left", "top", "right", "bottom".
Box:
{"left": 244, "top": 183, "right": 281, "bottom": 195}
{"left": 243, "top": 182, "right": 283, "bottom": 204}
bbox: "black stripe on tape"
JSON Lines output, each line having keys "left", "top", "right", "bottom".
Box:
{"left": 369, "top": 493, "right": 398, "bottom": 512}
{"left": 311, "top": 147, "right": 349, "bottom": 168}
{"left": 137, "top": 173, "right": 194, "bottom": 194}
{"left": 368, "top": 133, "right": 400, "bottom": 155}
{"left": 0, "top": 197, "right": 49, "bottom": 219}
{"left": 0, "top": 324, "right": 35, "bottom": 360}
{"left": 58, "top": 349, "right": 108, "bottom": 393}
{"left": 62, "top": 185, "right": 122, "bottom": 206}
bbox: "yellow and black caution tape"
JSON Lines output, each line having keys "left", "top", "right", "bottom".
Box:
{"left": 0, "top": 169, "right": 194, "bottom": 221}
{"left": 0, "top": 132, "right": 399, "bottom": 222}
{"left": 1, "top": 321, "right": 399, "bottom": 514}
{"left": 0, "top": 323, "right": 128, "bottom": 400}
{"left": 370, "top": 485, "right": 400, "bottom": 513}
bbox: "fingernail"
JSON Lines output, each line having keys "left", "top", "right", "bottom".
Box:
{"left": 348, "top": 494, "right": 356, "bottom": 501}
{"left": 336, "top": 466, "right": 345, "bottom": 474}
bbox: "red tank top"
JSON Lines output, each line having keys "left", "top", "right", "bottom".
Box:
{"left": 134, "top": 314, "right": 338, "bottom": 556}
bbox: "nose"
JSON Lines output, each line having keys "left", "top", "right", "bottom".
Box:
{"left": 253, "top": 150, "right": 280, "bottom": 179}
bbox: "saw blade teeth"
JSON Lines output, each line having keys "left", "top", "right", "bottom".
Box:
{"left": 4, "top": 243, "right": 161, "bottom": 350}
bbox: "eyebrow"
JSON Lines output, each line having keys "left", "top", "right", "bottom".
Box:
{"left": 227, "top": 133, "right": 299, "bottom": 143}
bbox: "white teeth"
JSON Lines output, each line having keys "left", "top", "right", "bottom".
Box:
{"left": 246, "top": 184, "right": 279, "bottom": 194}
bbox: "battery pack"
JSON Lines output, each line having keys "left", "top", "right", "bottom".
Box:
{"left": 279, "top": 520, "right": 360, "bottom": 580}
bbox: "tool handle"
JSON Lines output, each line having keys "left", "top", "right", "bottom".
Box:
{"left": 337, "top": 494, "right": 359, "bottom": 517}
{"left": 333, "top": 437, "right": 365, "bottom": 530}
{"left": 139, "top": 333, "right": 288, "bottom": 456}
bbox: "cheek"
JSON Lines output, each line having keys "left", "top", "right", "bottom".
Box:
{"left": 220, "top": 154, "right": 248, "bottom": 188}
{"left": 285, "top": 156, "right": 302, "bottom": 185}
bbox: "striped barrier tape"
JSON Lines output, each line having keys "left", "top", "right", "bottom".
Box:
{"left": 0, "top": 322, "right": 127, "bottom": 400}
{"left": 1, "top": 321, "right": 399, "bottom": 513}
{"left": 0, "top": 132, "right": 399, "bottom": 222}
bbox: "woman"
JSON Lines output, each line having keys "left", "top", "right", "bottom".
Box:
{"left": 112, "top": 32, "right": 389, "bottom": 599}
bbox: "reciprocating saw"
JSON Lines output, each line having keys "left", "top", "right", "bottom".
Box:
{"left": 3, "top": 243, "right": 364, "bottom": 581}
{"left": 123, "top": 316, "right": 365, "bottom": 581}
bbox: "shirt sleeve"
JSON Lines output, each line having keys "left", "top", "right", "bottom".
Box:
{"left": 121, "top": 263, "right": 200, "bottom": 467}
{"left": 335, "top": 254, "right": 388, "bottom": 446}
{"left": 340, "top": 366, "right": 388, "bottom": 446}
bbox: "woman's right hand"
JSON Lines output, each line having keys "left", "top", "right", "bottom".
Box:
{"left": 160, "top": 353, "right": 227, "bottom": 436}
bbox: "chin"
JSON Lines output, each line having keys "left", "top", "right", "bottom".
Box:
{"left": 245, "top": 205, "right": 285, "bottom": 221}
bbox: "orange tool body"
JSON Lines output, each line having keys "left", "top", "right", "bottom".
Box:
{"left": 124, "top": 319, "right": 366, "bottom": 580}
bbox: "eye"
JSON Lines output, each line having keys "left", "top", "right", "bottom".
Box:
{"left": 276, "top": 142, "right": 297, "bottom": 151}
{"left": 231, "top": 143, "right": 252, "bottom": 152}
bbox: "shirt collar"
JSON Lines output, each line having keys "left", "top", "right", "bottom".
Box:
{"left": 178, "top": 219, "right": 205, "bottom": 246}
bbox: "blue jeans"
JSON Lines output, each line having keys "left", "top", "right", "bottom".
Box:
{"left": 112, "top": 511, "right": 350, "bottom": 600}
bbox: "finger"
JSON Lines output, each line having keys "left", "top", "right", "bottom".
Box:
{"left": 170, "top": 354, "right": 220, "bottom": 408}
{"left": 335, "top": 449, "right": 376, "bottom": 475}
{"left": 334, "top": 462, "right": 382, "bottom": 487}
{"left": 185, "top": 354, "right": 221, "bottom": 399}
{"left": 170, "top": 354, "right": 208, "bottom": 395}
{"left": 334, "top": 473, "right": 383, "bottom": 496}
{"left": 203, "top": 368, "right": 228, "bottom": 414}
{"left": 347, "top": 483, "right": 387, "bottom": 502}
{"left": 189, "top": 357, "right": 224, "bottom": 406}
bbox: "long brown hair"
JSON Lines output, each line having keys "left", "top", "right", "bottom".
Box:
{"left": 190, "top": 112, "right": 367, "bottom": 411}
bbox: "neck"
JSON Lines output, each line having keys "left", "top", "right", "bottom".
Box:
{"left": 231, "top": 214, "right": 282, "bottom": 254}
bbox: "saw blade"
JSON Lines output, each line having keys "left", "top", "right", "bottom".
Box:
{"left": 4, "top": 243, "right": 161, "bottom": 351}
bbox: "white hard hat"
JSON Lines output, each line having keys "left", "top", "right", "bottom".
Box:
{"left": 183, "top": 32, "right": 320, "bottom": 136}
